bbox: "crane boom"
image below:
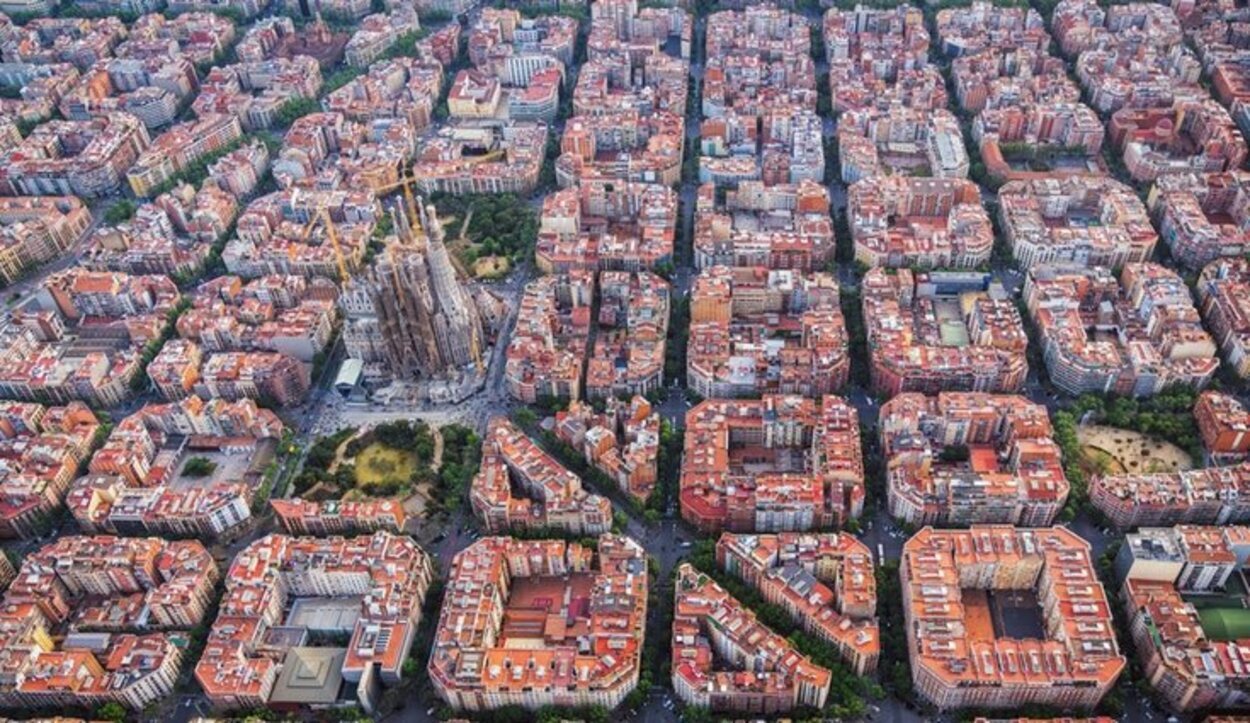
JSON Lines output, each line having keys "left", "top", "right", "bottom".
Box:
{"left": 371, "top": 170, "right": 423, "bottom": 236}
{"left": 303, "top": 206, "right": 349, "bottom": 282}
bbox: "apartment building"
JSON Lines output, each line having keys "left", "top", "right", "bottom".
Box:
{"left": 60, "top": 55, "right": 197, "bottom": 130}
{"left": 1052, "top": 0, "right": 1199, "bottom": 113}
{"left": 0, "top": 536, "right": 217, "bottom": 710}
{"left": 115, "top": 12, "right": 237, "bottom": 67}
{"left": 430, "top": 535, "right": 648, "bottom": 711}
{"left": 862, "top": 269, "right": 1028, "bottom": 396}
{"left": 1119, "top": 525, "right": 1250, "bottom": 712}
{"left": 324, "top": 55, "right": 443, "bottom": 132}
{"left": 688, "top": 265, "right": 848, "bottom": 398}
{"left": 1210, "top": 46, "right": 1250, "bottom": 118}
{"left": 1024, "top": 263, "right": 1218, "bottom": 396}
{"left": 536, "top": 180, "right": 677, "bottom": 272}
{"left": 555, "top": 395, "right": 660, "bottom": 503}
{"left": 1078, "top": 45, "right": 1204, "bottom": 115}
{"left": 0, "top": 269, "right": 178, "bottom": 407}
{"left": 411, "top": 122, "right": 547, "bottom": 195}
{"left": 950, "top": 48, "right": 1079, "bottom": 114}
{"left": 1, "top": 17, "right": 126, "bottom": 71}
{"left": 272, "top": 110, "right": 418, "bottom": 194}
{"left": 838, "top": 107, "right": 969, "bottom": 183}
{"left": 1052, "top": 0, "right": 1183, "bottom": 58}
{"left": 902, "top": 526, "right": 1124, "bottom": 711}
{"left": 178, "top": 274, "right": 338, "bottom": 364}
{"left": 128, "top": 114, "right": 244, "bottom": 198}
{"left": 587, "top": 271, "right": 669, "bottom": 399}
{"left": 681, "top": 395, "right": 863, "bottom": 534}
{"left": 65, "top": 395, "right": 283, "bottom": 538}
{"left": 848, "top": 176, "right": 992, "bottom": 269}
{"left": 999, "top": 176, "right": 1157, "bottom": 271}
{"left": 167, "top": 0, "right": 265, "bottom": 16}
{"left": 465, "top": 8, "right": 573, "bottom": 122}
{"left": 1108, "top": 100, "right": 1247, "bottom": 184}
{"left": 699, "top": 6, "right": 821, "bottom": 187}
{"left": 974, "top": 103, "right": 1105, "bottom": 183}
{"left": 1149, "top": 171, "right": 1250, "bottom": 269}
{"left": 717, "top": 532, "right": 879, "bottom": 675}
{"left": 345, "top": 7, "right": 421, "bottom": 68}
{"left": 0, "top": 113, "right": 150, "bottom": 198}
{"left": 1197, "top": 257, "right": 1250, "bottom": 379}
{"left": 0, "top": 401, "right": 99, "bottom": 538}
{"left": 700, "top": 107, "right": 824, "bottom": 187}
{"left": 207, "top": 139, "right": 271, "bottom": 199}
{"left": 880, "top": 393, "right": 1069, "bottom": 527}
{"left": 226, "top": 187, "right": 378, "bottom": 279}
{"left": 672, "top": 562, "right": 831, "bottom": 713}
{"left": 196, "top": 532, "right": 433, "bottom": 710}
{"left": 191, "top": 348, "right": 312, "bottom": 406}
{"left": 0, "top": 195, "right": 92, "bottom": 285}
{"left": 1195, "top": 391, "right": 1250, "bottom": 464}
{"left": 824, "top": 6, "right": 945, "bottom": 113}
{"left": 471, "top": 417, "right": 612, "bottom": 535}
{"left": 270, "top": 498, "right": 406, "bottom": 535}
{"left": 470, "top": 8, "right": 576, "bottom": 74}
{"left": 588, "top": 0, "right": 692, "bottom": 62}
{"left": 1091, "top": 461, "right": 1250, "bottom": 529}
{"left": 286, "top": 0, "right": 370, "bottom": 21}
{"left": 693, "top": 180, "right": 833, "bottom": 271}
{"left": 558, "top": 106, "right": 685, "bottom": 187}
{"left": 705, "top": 5, "right": 814, "bottom": 117}
{"left": 505, "top": 271, "right": 592, "bottom": 403}
{"left": 193, "top": 57, "right": 324, "bottom": 132}
{"left": 84, "top": 186, "right": 232, "bottom": 277}
{"left": 505, "top": 268, "right": 666, "bottom": 401}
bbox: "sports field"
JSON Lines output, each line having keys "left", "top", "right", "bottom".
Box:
{"left": 1198, "top": 607, "right": 1250, "bottom": 641}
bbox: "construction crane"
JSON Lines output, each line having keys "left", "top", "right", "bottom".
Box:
{"left": 372, "top": 147, "right": 505, "bottom": 210}
{"left": 301, "top": 207, "right": 350, "bottom": 282}
{"left": 372, "top": 171, "right": 424, "bottom": 237}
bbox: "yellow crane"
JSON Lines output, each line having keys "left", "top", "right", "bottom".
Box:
{"left": 301, "top": 207, "right": 350, "bottom": 282}
{"left": 469, "top": 313, "right": 483, "bottom": 373}
{"left": 373, "top": 150, "right": 505, "bottom": 235}
{"left": 372, "top": 170, "right": 424, "bottom": 237}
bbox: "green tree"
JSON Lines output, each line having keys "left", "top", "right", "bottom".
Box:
{"left": 511, "top": 407, "right": 539, "bottom": 429}
{"left": 275, "top": 96, "right": 321, "bottom": 127}
{"left": 95, "top": 702, "right": 127, "bottom": 723}
{"left": 104, "top": 200, "right": 136, "bottom": 225}
{"left": 182, "top": 456, "right": 217, "bottom": 477}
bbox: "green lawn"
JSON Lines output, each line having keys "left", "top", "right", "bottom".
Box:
{"left": 1198, "top": 607, "right": 1250, "bottom": 641}
{"left": 354, "top": 442, "right": 417, "bottom": 487}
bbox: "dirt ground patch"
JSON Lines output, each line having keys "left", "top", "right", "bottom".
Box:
{"left": 354, "top": 442, "right": 417, "bottom": 487}
{"left": 1077, "top": 425, "right": 1194, "bottom": 475}
{"left": 473, "top": 255, "right": 510, "bottom": 279}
